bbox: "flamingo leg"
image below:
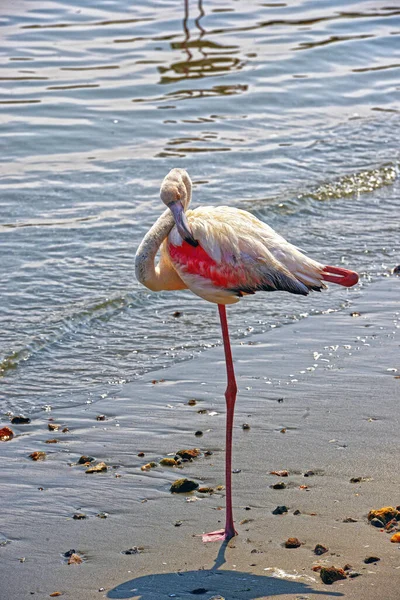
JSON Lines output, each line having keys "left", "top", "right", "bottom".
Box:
{"left": 202, "top": 304, "right": 238, "bottom": 542}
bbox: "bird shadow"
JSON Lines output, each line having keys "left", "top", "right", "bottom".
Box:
{"left": 107, "top": 541, "right": 344, "bottom": 599}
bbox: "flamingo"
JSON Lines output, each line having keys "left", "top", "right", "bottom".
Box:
{"left": 135, "top": 168, "right": 359, "bottom": 543}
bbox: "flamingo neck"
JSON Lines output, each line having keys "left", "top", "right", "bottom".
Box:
{"left": 135, "top": 208, "right": 176, "bottom": 291}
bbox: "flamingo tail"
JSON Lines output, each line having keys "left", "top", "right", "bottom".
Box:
{"left": 322, "top": 266, "right": 359, "bottom": 287}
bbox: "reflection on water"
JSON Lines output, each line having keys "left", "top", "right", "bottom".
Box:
{"left": 0, "top": 0, "right": 399, "bottom": 413}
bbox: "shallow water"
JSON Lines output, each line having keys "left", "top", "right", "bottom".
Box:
{"left": 1, "top": 0, "right": 399, "bottom": 414}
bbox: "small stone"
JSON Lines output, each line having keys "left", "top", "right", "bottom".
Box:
{"left": 242, "top": 423, "right": 250, "bottom": 430}
{"left": 141, "top": 462, "right": 157, "bottom": 471}
{"left": 304, "top": 470, "right": 315, "bottom": 477}
{"left": 348, "top": 571, "right": 361, "bottom": 578}
{"left": 271, "top": 481, "right": 287, "bottom": 490}
{"left": 172, "top": 311, "right": 182, "bottom": 317}
{"left": 98, "top": 588, "right": 105, "bottom": 592}
{"left": 191, "top": 590, "right": 207, "bottom": 596}
{"left": 314, "top": 544, "right": 328, "bottom": 555}
{"left": 198, "top": 487, "right": 213, "bottom": 494}
{"left": 350, "top": 311, "right": 361, "bottom": 317}
{"left": 174, "top": 521, "right": 183, "bottom": 527}
{"left": 123, "top": 546, "right": 141, "bottom": 555}
{"left": 204, "top": 450, "right": 213, "bottom": 456}
{"left": 392, "top": 265, "right": 400, "bottom": 274}
{"left": 350, "top": 476, "right": 367, "bottom": 483}
{"left": 137, "top": 452, "right": 145, "bottom": 457}
{"left": 64, "top": 549, "right": 75, "bottom": 557}
{"left": 62, "top": 428, "right": 69, "bottom": 433}
{"left": 370, "top": 518, "right": 385, "bottom": 528}
{"left": 85, "top": 461, "right": 107, "bottom": 473}
{"left": 280, "top": 428, "right": 287, "bottom": 434}
{"left": 187, "top": 399, "right": 197, "bottom": 406}
{"left": 176, "top": 448, "right": 200, "bottom": 460}
{"left": 49, "top": 593, "right": 63, "bottom": 597}
{"left": 293, "top": 509, "right": 301, "bottom": 515}
{"left": 96, "top": 415, "right": 106, "bottom": 421}
{"left": 364, "top": 556, "right": 380, "bottom": 564}
{"left": 272, "top": 505, "right": 288, "bottom": 515}
{"left": 390, "top": 532, "right": 400, "bottom": 543}
{"left": 72, "top": 513, "right": 87, "bottom": 520}
{"left": 48, "top": 423, "right": 60, "bottom": 431}
{"left": 270, "top": 470, "right": 289, "bottom": 477}
{"left": 195, "top": 430, "right": 203, "bottom": 437}
{"left": 11, "top": 416, "right": 31, "bottom": 425}
{"left": 45, "top": 439, "right": 58, "bottom": 444}
{"left": 68, "top": 553, "right": 83, "bottom": 565}
{"left": 320, "top": 567, "right": 347, "bottom": 585}
{"left": 77, "top": 456, "right": 95, "bottom": 464}
{"left": 96, "top": 512, "right": 108, "bottom": 519}
{"left": 368, "top": 506, "right": 400, "bottom": 525}
{"left": 170, "top": 478, "right": 199, "bottom": 493}
{"left": 159, "top": 458, "right": 178, "bottom": 467}
{"left": 0, "top": 427, "right": 14, "bottom": 441}
{"left": 29, "top": 451, "right": 46, "bottom": 461}
{"left": 207, "top": 597, "right": 225, "bottom": 600}
{"left": 285, "top": 537, "right": 301, "bottom": 548}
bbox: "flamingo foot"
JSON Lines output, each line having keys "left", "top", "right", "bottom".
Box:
{"left": 201, "top": 528, "right": 237, "bottom": 543}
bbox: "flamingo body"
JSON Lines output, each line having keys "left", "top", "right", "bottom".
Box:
{"left": 165, "top": 205, "right": 356, "bottom": 304}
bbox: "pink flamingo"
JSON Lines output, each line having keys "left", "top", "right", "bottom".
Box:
{"left": 135, "top": 168, "right": 358, "bottom": 543}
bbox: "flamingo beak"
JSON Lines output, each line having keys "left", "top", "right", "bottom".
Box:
{"left": 169, "top": 201, "right": 198, "bottom": 247}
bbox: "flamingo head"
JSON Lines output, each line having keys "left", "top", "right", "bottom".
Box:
{"left": 160, "top": 168, "right": 198, "bottom": 247}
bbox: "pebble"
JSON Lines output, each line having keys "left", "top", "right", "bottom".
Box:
{"left": 390, "top": 533, "right": 400, "bottom": 543}
{"left": 96, "top": 512, "right": 108, "bottom": 519}
{"left": 187, "top": 399, "right": 197, "bottom": 406}
{"left": 172, "top": 311, "right": 182, "bottom": 317}
{"left": 85, "top": 461, "right": 107, "bottom": 473}
{"left": 176, "top": 448, "right": 200, "bottom": 460}
{"left": 368, "top": 506, "right": 400, "bottom": 525}
{"left": 45, "top": 439, "right": 58, "bottom": 444}
{"left": 0, "top": 427, "right": 14, "bottom": 441}
{"left": 271, "top": 481, "right": 287, "bottom": 490}
{"left": 284, "top": 537, "right": 301, "bottom": 548}
{"left": 68, "top": 553, "right": 83, "bottom": 565}
{"left": 194, "top": 430, "right": 203, "bottom": 437}
{"left": 96, "top": 415, "right": 106, "bottom": 421}
{"left": 314, "top": 544, "right": 328, "bottom": 555}
{"left": 11, "top": 416, "right": 31, "bottom": 424}
{"left": 29, "top": 451, "right": 46, "bottom": 461}
{"left": 364, "top": 556, "right": 380, "bottom": 564}
{"left": 48, "top": 423, "right": 60, "bottom": 431}
{"left": 242, "top": 423, "right": 250, "bottom": 430}
{"left": 370, "top": 518, "right": 385, "bottom": 528}
{"left": 272, "top": 505, "right": 288, "bottom": 515}
{"left": 208, "top": 596, "right": 225, "bottom": 600}
{"left": 123, "top": 547, "right": 141, "bottom": 555}
{"left": 170, "top": 478, "right": 199, "bottom": 493}
{"left": 49, "top": 593, "right": 63, "bottom": 597}
{"left": 73, "top": 513, "right": 87, "bottom": 520}
{"left": 320, "top": 567, "right": 347, "bottom": 585}
{"left": 270, "top": 470, "right": 289, "bottom": 477}
{"left": 141, "top": 462, "right": 157, "bottom": 471}
{"left": 159, "top": 458, "right": 178, "bottom": 467}
{"left": 77, "top": 456, "right": 95, "bottom": 464}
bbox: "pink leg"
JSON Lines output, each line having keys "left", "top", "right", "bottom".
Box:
{"left": 202, "top": 304, "right": 238, "bottom": 543}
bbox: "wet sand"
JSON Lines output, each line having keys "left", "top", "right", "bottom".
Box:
{"left": 1, "top": 277, "right": 399, "bottom": 600}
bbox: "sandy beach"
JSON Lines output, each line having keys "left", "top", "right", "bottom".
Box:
{"left": 1, "top": 276, "right": 399, "bottom": 599}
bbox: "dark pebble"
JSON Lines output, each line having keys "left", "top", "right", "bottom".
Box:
{"left": 293, "top": 509, "right": 301, "bottom": 515}
{"left": 170, "top": 478, "right": 199, "bottom": 493}
{"left": 284, "top": 537, "right": 301, "bottom": 548}
{"left": 124, "top": 547, "right": 141, "bottom": 555}
{"left": 272, "top": 505, "right": 288, "bottom": 515}
{"left": 73, "top": 513, "right": 87, "bottom": 520}
{"left": 64, "top": 549, "right": 76, "bottom": 557}
{"left": 137, "top": 452, "right": 145, "bottom": 457}
{"left": 314, "top": 543, "right": 328, "bottom": 555}
{"left": 204, "top": 450, "right": 213, "bottom": 456}
{"left": 392, "top": 265, "right": 400, "bottom": 274}
{"left": 364, "top": 556, "right": 380, "bottom": 564}
{"left": 11, "top": 416, "right": 31, "bottom": 424}
{"left": 370, "top": 518, "right": 385, "bottom": 528}
{"left": 271, "top": 481, "right": 287, "bottom": 490}
{"left": 96, "top": 415, "right": 106, "bottom": 421}
{"left": 349, "top": 571, "right": 362, "bottom": 578}
{"left": 232, "top": 469, "right": 241, "bottom": 474}
{"left": 172, "top": 311, "right": 182, "bottom": 317}
{"left": 191, "top": 589, "right": 207, "bottom": 595}
{"left": 194, "top": 431, "right": 203, "bottom": 437}
{"left": 242, "top": 423, "right": 250, "bottom": 430}
{"left": 77, "top": 456, "right": 95, "bottom": 464}
{"left": 304, "top": 470, "right": 315, "bottom": 477}
{"left": 174, "top": 521, "right": 183, "bottom": 527}
{"left": 320, "top": 567, "right": 347, "bottom": 585}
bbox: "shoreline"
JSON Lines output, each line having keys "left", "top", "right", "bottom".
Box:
{"left": 1, "top": 277, "right": 399, "bottom": 599}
